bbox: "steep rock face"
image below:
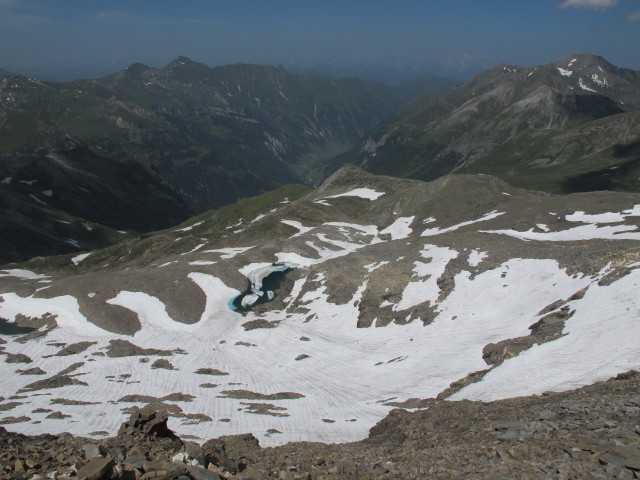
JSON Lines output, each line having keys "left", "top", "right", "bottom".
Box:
{"left": 1, "top": 166, "right": 639, "bottom": 447}
{"left": 349, "top": 53, "right": 640, "bottom": 193}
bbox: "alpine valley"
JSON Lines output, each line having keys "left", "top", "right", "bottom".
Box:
{"left": 1, "top": 54, "right": 640, "bottom": 479}
{"left": 0, "top": 58, "right": 454, "bottom": 263}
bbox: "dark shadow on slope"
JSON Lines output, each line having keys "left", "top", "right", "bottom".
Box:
{"left": 562, "top": 139, "right": 640, "bottom": 193}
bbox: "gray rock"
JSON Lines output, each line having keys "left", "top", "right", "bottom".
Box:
{"left": 82, "top": 443, "right": 103, "bottom": 459}
{"left": 186, "top": 464, "right": 223, "bottom": 480}
{"left": 76, "top": 456, "right": 114, "bottom": 480}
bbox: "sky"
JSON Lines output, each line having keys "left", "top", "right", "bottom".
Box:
{"left": 0, "top": 0, "right": 639, "bottom": 82}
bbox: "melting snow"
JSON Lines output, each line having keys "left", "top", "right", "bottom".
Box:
{"left": 468, "top": 249, "right": 488, "bottom": 267}
{"left": 591, "top": 74, "right": 609, "bottom": 87}
{"left": 0, "top": 254, "right": 632, "bottom": 446}
{"left": 0, "top": 269, "right": 49, "bottom": 280}
{"left": 71, "top": 253, "right": 92, "bottom": 265}
{"left": 483, "top": 224, "right": 640, "bottom": 241}
{"left": 175, "top": 221, "right": 204, "bottom": 232}
{"left": 158, "top": 261, "right": 177, "bottom": 268}
{"left": 281, "top": 220, "right": 313, "bottom": 237}
{"left": 557, "top": 67, "right": 573, "bottom": 77}
{"left": 325, "top": 188, "right": 385, "bottom": 201}
{"left": 29, "top": 194, "right": 47, "bottom": 206}
{"left": 363, "top": 261, "right": 389, "bottom": 272}
{"left": 203, "top": 246, "right": 253, "bottom": 259}
{"left": 421, "top": 211, "right": 504, "bottom": 236}
{"left": 2, "top": 198, "right": 640, "bottom": 448}
{"left": 379, "top": 216, "right": 414, "bottom": 240}
{"left": 485, "top": 205, "right": 640, "bottom": 241}
{"left": 566, "top": 205, "right": 640, "bottom": 224}
{"left": 578, "top": 77, "right": 597, "bottom": 92}
{"left": 452, "top": 269, "right": 640, "bottom": 401}
{"left": 394, "top": 245, "right": 458, "bottom": 311}
{"left": 180, "top": 243, "right": 206, "bottom": 255}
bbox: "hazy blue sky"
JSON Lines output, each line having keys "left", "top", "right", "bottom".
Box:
{"left": 0, "top": 0, "right": 638, "bottom": 81}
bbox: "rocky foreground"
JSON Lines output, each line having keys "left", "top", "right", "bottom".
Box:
{"left": 1, "top": 372, "right": 639, "bottom": 480}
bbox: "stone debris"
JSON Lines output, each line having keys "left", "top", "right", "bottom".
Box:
{"left": 0, "top": 372, "right": 639, "bottom": 479}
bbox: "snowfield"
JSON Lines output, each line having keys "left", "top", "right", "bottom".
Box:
{"left": 1, "top": 184, "right": 639, "bottom": 448}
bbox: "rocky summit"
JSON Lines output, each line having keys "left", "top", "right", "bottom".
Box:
{"left": 1, "top": 165, "right": 639, "bottom": 459}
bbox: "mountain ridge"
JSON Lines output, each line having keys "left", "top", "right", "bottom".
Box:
{"left": 347, "top": 52, "right": 640, "bottom": 193}
{"left": 0, "top": 58, "right": 448, "bottom": 263}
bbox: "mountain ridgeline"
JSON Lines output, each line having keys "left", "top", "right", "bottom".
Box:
{"left": 0, "top": 58, "right": 441, "bottom": 211}
{"left": 347, "top": 53, "right": 640, "bottom": 193}
{"left": 0, "top": 58, "right": 452, "bottom": 263}
{"left": 2, "top": 53, "right": 640, "bottom": 264}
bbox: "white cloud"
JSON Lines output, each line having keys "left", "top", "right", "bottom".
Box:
{"left": 628, "top": 9, "right": 640, "bottom": 22}
{"left": 557, "top": 0, "right": 618, "bottom": 9}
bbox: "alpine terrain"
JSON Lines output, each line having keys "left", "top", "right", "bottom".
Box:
{"left": 1, "top": 52, "right": 640, "bottom": 479}
{"left": 1, "top": 164, "right": 640, "bottom": 477}
{"left": 350, "top": 53, "right": 640, "bottom": 194}
{"left": 0, "top": 58, "right": 451, "bottom": 263}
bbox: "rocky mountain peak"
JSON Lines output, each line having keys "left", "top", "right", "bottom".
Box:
{"left": 162, "top": 56, "right": 199, "bottom": 70}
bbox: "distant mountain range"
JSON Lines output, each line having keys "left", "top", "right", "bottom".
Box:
{"left": 0, "top": 58, "right": 451, "bottom": 262}
{"left": 347, "top": 53, "right": 640, "bottom": 193}
{"left": 0, "top": 58, "right": 440, "bottom": 209}
{"left": 2, "top": 53, "right": 640, "bottom": 264}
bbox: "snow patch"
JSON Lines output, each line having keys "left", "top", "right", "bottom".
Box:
{"left": 468, "top": 250, "right": 488, "bottom": 267}
{"left": 325, "top": 188, "right": 385, "bottom": 201}
{"left": 578, "top": 77, "right": 597, "bottom": 92}
{"left": 29, "top": 194, "right": 47, "bottom": 206}
{"left": 394, "top": 245, "right": 458, "bottom": 311}
{"left": 204, "top": 246, "right": 254, "bottom": 259}
{"left": 281, "top": 220, "right": 313, "bottom": 237}
{"left": 175, "top": 221, "right": 204, "bottom": 232}
{"left": 421, "top": 211, "right": 504, "bottom": 236}
{"left": 0, "top": 269, "right": 50, "bottom": 280}
{"left": 452, "top": 269, "right": 640, "bottom": 401}
{"left": 364, "top": 261, "right": 389, "bottom": 273}
{"left": 483, "top": 224, "right": 640, "bottom": 241}
{"left": 380, "top": 216, "right": 414, "bottom": 240}
{"left": 71, "top": 253, "right": 92, "bottom": 265}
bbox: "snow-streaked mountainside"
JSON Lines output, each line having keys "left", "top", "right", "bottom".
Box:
{"left": 1, "top": 166, "right": 640, "bottom": 447}
{"left": 351, "top": 53, "right": 640, "bottom": 194}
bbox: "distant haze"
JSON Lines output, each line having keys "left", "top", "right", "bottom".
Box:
{"left": 1, "top": 0, "right": 639, "bottom": 82}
